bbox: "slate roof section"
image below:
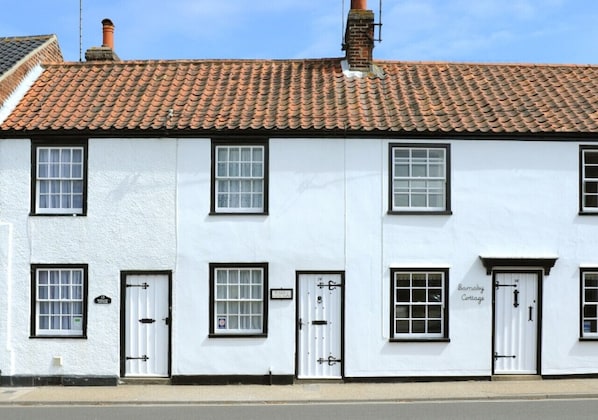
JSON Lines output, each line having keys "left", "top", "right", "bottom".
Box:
{"left": 0, "top": 35, "right": 63, "bottom": 109}
{"left": 2, "top": 58, "right": 598, "bottom": 136}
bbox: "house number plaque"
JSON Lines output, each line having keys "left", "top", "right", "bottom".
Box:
{"left": 270, "top": 289, "right": 293, "bottom": 300}
{"left": 94, "top": 295, "right": 112, "bottom": 304}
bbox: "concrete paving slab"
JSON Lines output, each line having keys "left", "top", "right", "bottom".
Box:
{"left": 1, "top": 379, "right": 598, "bottom": 406}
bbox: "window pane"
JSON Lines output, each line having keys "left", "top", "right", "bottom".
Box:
{"left": 251, "top": 302, "right": 262, "bottom": 315}
{"left": 395, "top": 305, "right": 409, "bottom": 318}
{"left": 395, "top": 164, "right": 409, "bottom": 177}
{"left": 396, "top": 320, "right": 409, "bottom": 333}
{"left": 584, "top": 304, "right": 597, "bottom": 318}
{"left": 585, "top": 195, "right": 598, "bottom": 208}
{"left": 229, "top": 316, "right": 239, "bottom": 329}
{"left": 396, "top": 289, "right": 410, "bottom": 302}
{"left": 412, "top": 290, "right": 426, "bottom": 302}
{"left": 428, "top": 320, "right": 442, "bottom": 333}
{"left": 428, "top": 274, "right": 442, "bottom": 287}
{"left": 411, "top": 194, "right": 427, "bottom": 207}
{"left": 585, "top": 151, "right": 598, "bottom": 165}
{"left": 412, "top": 305, "right": 426, "bottom": 318}
{"left": 428, "top": 305, "right": 442, "bottom": 318}
{"left": 585, "top": 275, "right": 598, "bottom": 287}
{"left": 412, "top": 320, "right": 426, "bottom": 333}
{"left": 241, "top": 163, "right": 251, "bottom": 177}
{"left": 216, "top": 285, "right": 227, "bottom": 299}
{"left": 412, "top": 164, "right": 427, "bottom": 178}
{"left": 586, "top": 289, "right": 598, "bottom": 302}
{"left": 252, "top": 163, "right": 263, "bottom": 177}
{"left": 412, "top": 274, "right": 426, "bottom": 287}
{"left": 428, "top": 289, "right": 442, "bottom": 302}
{"left": 39, "top": 302, "right": 50, "bottom": 315}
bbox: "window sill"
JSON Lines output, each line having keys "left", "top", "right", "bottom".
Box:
{"left": 387, "top": 210, "right": 453, "bottom": 216}
{"left": 579, "top": 337, "right": 598, "bottom": 341}
{"left": 30, "top": 213, "right": 86, "bottom": 217}
{"left": 579, "top": 211, "right": 598, "bottom": 216}
{"left": 389, "top": 338, "right": 450, "bottom": 343}
{"left": 209, "top": 212, "right": 268, "bottom": 216}
{"left": 30, "top": 335, "right": 87, "bottom": 339}
{"left": 209, "top": 333, "right": 267, "bottom": 339}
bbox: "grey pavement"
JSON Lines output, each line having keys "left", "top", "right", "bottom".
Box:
{"left": 2, "top": 378, "right": 598, "bottom": 406}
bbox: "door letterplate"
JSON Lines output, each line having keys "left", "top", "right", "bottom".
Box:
{"left": 139, "top": 318, "right": 156, "bottom": 324}
{"left": 126, "top": 355, "right": 149, "bottom": 362}
{"left": 312, "top": 320, "right": 328, "bottom": 325}
{"left": 494, "top": 352, "right": 516, "bottom": 360}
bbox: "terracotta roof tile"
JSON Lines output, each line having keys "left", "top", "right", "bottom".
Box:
{"left": 2, "top": 58, "right": 598, "bottom": 135}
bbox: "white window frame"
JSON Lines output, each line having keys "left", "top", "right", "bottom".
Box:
{"left": 390, "top": 144, "right": 450, "bottom": 213}
{"left": 391, "top": 268, "right": 448, "bottom": 340}
{"left": 213, "top": 143, "right": 267, "bottom": 214}
{"left": 34, "top": 145, "right": 86, "bottom": 215}
{"left": 32, "top": 265, "right": 87, "bottom": 337}
{"left": 581, "top": 269, "right": 598, "bottom": 338}
{"left": 210, "top": 263, "right": 268, "bottom": 336}
{"left": 581, "top": 147, "right": 598, "bottom": 213}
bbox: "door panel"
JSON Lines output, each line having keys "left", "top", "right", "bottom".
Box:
{"left": 493, "top": 272, "right": 538, "bottom": 374}
{"left": 297, "top": 273, "right": 343, "bottom": 379}
{"left": 123, "top": 273, "right": 170, "bottom": 377}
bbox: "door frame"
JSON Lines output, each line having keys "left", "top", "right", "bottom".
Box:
{"left": 120, "top": 270, "right": 173, "bottom": 378}
{"left": 491, "top": 269, "right": 543, "bottom": 375}
{"left": 295, "top": 270, "right": 345, "bottom": 380}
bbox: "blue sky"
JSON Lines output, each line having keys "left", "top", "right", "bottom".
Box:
{"left": 2, "top": 0, "right": 598, "bottom": 64}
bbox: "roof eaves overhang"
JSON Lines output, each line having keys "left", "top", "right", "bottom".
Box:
{"left": 1, "top": 128, "right": 598, "bottom": 141}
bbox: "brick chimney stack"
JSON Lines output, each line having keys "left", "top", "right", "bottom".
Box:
{"left": 343, "top": 0, "right": 375, "bottom": 72}
{"left": 85, "top": 18, "right": 120, "bottom": 62}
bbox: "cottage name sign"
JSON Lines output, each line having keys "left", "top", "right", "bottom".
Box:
{"left": 458, "top": 283, "right": 485, "bottom": 305}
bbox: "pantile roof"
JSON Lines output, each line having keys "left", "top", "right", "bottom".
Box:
{"left": 0, "top": 35, "right": 63, "bottom": 109}
{"left": 2, "top": 57, "right": 598, "bottom": 136}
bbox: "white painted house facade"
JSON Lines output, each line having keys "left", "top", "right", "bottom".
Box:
{"left": 1, "top": 2, "right": 598, "bottom": 385}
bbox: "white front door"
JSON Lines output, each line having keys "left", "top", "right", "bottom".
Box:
{"left": 297, "top": 272, "right": 343, "bottom": 379}
{"left": 122, "top": 272, "right": 171, "bottom": 377}
{"left": 493, "top": 272, "right": 539, "bottom": 374}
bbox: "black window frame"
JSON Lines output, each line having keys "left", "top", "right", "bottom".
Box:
{"left": 30, "top": 139, "right": 89, "bottom": 216}
{"left": 388, "top": 143, "right": 452, "bottom": 215}
{"left": 30, "top": 263, "right": 89, "bottom": 339}
{"left": 579, "top": 145, "right": 598, "bottom": 215}
{"left": 210, "top": 139, "right": 269, "bottom": 215}
{"left": 580, "top": 268, "right": 598, "bottom": 340}
{"left": 209, "top": 262, "right": 269, "bottom": 338}
{"left": 389, "top": 267, "right": 450, "bottom": 342}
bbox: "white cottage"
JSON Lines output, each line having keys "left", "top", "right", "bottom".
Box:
{"left": 1, "top": 1, "right": 598, "bottom": 385}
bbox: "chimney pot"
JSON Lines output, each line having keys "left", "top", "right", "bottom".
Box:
{"left": 351, "top": 0, "right": 367, "bottom": 9}
{"left": 102, "top": 18, "right": 115, "bottom": 50}
{"left": 85, "top": 18, "right": 120, "bottom": 61}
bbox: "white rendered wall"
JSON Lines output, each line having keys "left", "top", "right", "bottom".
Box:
{"left": 0, "top": 139, "right": 176, "bottom": 377}
{"left": 174, "top": 138, "right": 346, "bottom": 376}
{"left": 1, "top": 136, "right": 598, "bottom": 379}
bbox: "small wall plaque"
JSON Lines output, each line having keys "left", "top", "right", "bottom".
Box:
{"left": 270, "top": 288, "right": 293, "bottom": 300}
{"left": 94, "top": 295, "right": 112, "bottom": 304}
